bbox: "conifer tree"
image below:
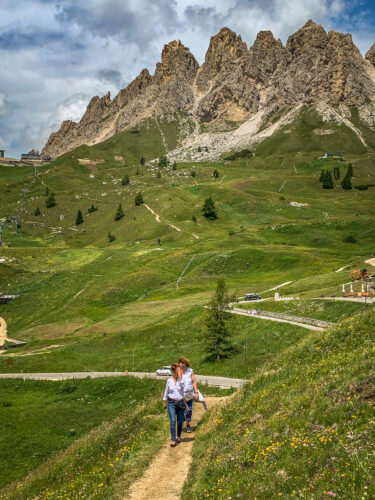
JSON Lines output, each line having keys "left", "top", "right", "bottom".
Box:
{"left": 135, "top": 192, "right": 144, "bottom": 206}
{"left": 75, "top": 209, "right": 84, "bottom": 225}
{"left": 322, "top": 170, "right": 334, "bottom": 189}
{"left": 198, "top": 146, "right": 201, "bottom": 152}
{"left": 140, "top": 156, "right": 146, "bottom": 166}
{"left": 88, "top": 203, "right": 98, "bottom": 213}
{"left": 204, "top": 279, "right": 234, "bottom": 361}
{"left": 348, "top": 162, "right": 354, "bottom": 177}
{"left": 191, "top": 170, "right": 196, "bottom": 178}
{"left": 341, "top": 171, "right": 352, "bottom": 190}
{"left": 34, "top": 206, "right": 41, "bottom": 216}
{"left": 157, "top": 171, "right": 161, "bottom": 178}
{"left": 114, "top": 203, "right": 124, "bottom": 220}
{"left": 213, "top": 169, "right": 219, "bottom": 179}
{"left": 172, "top": 162, "right": 177, "bottom": 171}
{"left": 202, "top": 196, "right": 217, "bottom": 219}
{"left": 158, "top": 156, "right": 168, "bottom": 168}
{"left": 45, "top": 192, "right": 56, "bottom": 208}
{"left": 121, "top": 174, "right": 130, "bottom": 186}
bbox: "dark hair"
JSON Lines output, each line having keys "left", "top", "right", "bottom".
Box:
{"left": 171, "top": 363, "right": 179, "bottom": 372}
{"left": 178, "top": 356, "right": 191, "bottom": 367}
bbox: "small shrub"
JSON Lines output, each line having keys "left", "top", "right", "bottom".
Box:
{"left": 108, "top": 232, "right": 116, "bottom": 242}
{"left": 46, "top": 192, "right": 56, "bottom": 208}
{"left": 121, "top": 174, "right": 130, "bottom": 186}
{"left": 135, "top": 192, "right": 144, "bottom": 206}
{"left": 34, "top": 206, "right": 41, "bottom": 216}
{"left": 343, "top": 235, "right": 357, "bottom": 244}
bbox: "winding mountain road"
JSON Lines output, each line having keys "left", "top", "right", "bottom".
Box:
{"left": 0, "top": 371, "right": 245, "bottom": 388}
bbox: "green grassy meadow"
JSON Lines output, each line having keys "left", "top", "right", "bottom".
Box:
{"left": 183, "top": 307, "right": 375, "bottom": 499}
{"left": 0, "top": 109, "right": 375, "bottom": 497}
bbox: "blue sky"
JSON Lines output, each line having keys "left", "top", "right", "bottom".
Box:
{"left": 0, "top": 0, "right": 374, "bottom": 158}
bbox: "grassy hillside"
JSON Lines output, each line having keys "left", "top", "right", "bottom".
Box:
{"left": 183, "top": 307, "right": 375, "bottom": 499}
{"left": 0, "top": 123, "right": 374, "bottom": 378}
{"left": 0, "top": 377, "right": 230, "bottom": 500}
{"left": 256, "top": 106, "right": 368, "bottom": 156}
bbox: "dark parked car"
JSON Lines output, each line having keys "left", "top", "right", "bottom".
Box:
{"left": 245, "top": 293, "right": 262, "bottom": 301}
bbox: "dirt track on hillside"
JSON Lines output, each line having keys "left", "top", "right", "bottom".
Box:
{"left": 124, "top": 396, "right": 225, "bottom": 500}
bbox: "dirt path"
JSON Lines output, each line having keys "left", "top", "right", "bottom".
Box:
{"left": 144, "top": 204, "right": 199, "bottom": 239}
{"left": 124, "top": 396, "right": 225, "bottom": 500}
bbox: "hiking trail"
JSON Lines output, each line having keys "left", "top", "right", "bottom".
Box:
{"left": 124, "top": 396, "right": 226, "bottom": 500}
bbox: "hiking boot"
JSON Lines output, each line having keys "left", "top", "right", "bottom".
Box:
{"left": 184, "top": 424, "right": 193, "bottom": 433}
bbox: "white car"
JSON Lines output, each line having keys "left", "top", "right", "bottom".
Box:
{"left": 156, "top": 366, "right": 172, "bottom": 376}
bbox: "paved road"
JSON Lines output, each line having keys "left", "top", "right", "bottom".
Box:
{"left": 228, "top": 308, "right": 324, "bottom": 331}
{"left": 0, "top": 371, "right": 246, "bottom": 388}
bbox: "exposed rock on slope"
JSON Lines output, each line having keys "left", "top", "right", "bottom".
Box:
{"left": 43, "top": 20, "right": 375, "bottom": 159}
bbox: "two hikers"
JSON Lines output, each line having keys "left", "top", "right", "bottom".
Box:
{"left": 162, "top": 356, "right": 200, "bottom": 446}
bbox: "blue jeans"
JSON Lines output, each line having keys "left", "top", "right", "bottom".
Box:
{"left": 185, "top": 399, "right": 193, "bottom": 423}
{"left": 167, "top": 401, "right": 185, "bottom": 442}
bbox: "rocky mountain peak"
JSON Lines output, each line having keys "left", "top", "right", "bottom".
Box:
{"left": 42, "top": 21, "right": 375, "bottom": 160}
{"left": 154, "top": 39, "right": 199, "bottom": 83}
{"left": 366, "top": 42, "right": 375, "bottom": 67}
{"left": 286, "top": 19, "right": 327, "bottom": 54}
{"left": 197, "top": 27, "right": 247, "bottom": 89}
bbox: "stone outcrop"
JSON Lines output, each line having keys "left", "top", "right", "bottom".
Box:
{"left": 366, "top": 42, "right": 375, "bottom": 67}
{"left": 42, "top": 21, "right": 375, "bottom": 159}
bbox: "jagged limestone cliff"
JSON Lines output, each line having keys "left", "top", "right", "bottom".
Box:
{"left": 42, "top": 20, "right": 375, "bottom": 159}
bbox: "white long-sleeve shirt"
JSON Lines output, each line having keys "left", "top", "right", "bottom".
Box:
{"left": 181, "top": 367, "right": 194, "bottom": 392}
{"left": 163, "top": 377, "right": 185, "bottom": 401}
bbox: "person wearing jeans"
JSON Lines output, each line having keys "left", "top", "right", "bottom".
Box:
{"left": 163, "top": 363, "right": 185, "bottom": 447}
{"left": 179, "top": 356, "right": 199, "bottom": 433}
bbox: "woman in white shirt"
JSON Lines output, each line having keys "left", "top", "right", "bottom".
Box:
{"left": 163, "top": 363, "right": 185, "bottom": 447}
{"left": 179, "top": 356, "right": 199, "bottom": 433}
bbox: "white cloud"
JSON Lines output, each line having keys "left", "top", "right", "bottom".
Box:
{"left": 0, "top": 93, "right": 10, "bottom": 117}
{"left": 0, "top": 0, "right": 373, "bottom": 157}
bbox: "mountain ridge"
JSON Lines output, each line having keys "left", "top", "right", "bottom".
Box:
{"left": 42, "top": 20, "right": 375, "bottom": 159}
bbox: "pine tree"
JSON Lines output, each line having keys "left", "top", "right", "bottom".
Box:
{"left": 134, "top": 192, "right": 144, "bottom": 206}
{"left": 204, "top": 279, "right": 234, "bottom": 361}
{"left": 341, "top": 171, "right": 352, "bottom": 190}
{"left": 172, "top": 162, "right": 177, "bottom": 171}
{"left": 319, "top": 169, "right": 325, "bottom": 182}
{"left": 88, "top": 203, "right": 98, "bottom": 214}
{"left": 157, "top": 171, "right": 161, "bottom": 178}
{"left": 140, "top": 156, "right": 146, "bottom": 166}
{"left": 202, "top": 197, "right": 217, "bottom": 220}
{"left": 158, "top": 156, "right": 168, "bottom": 168}
{"left": 213, "top": 169, "right": 219, "bottom": 179}
{"left": 108, "top": 232, "right": 116, "bottom": 242}
{"left": 34, "top": 206, "right": 41, "bottom": 216}
{"left": 121, "top": 174, "right": 130, "bottom": 186}
{"left": 333, "top": 166, "right": 340, "bottom": 180}
{"left": 75, "top": 209, "right": 84, "bottom": 225}
{"left": 322, "top": 170, "right": 334, "bottom": 189}
{"left": 191, "top": 170, "right": 196, "bottom": 178}
{"left": 198, "top": 146, "right": 202, "bottom": 152}
{"left": 46, "top": 192, "right": 56, "bottom": 208}
{"left": 348, "top": 162, "right": 354, "bottom": 177}
{"left": 114, "top": 203, "right": 124, "bottom": 220}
